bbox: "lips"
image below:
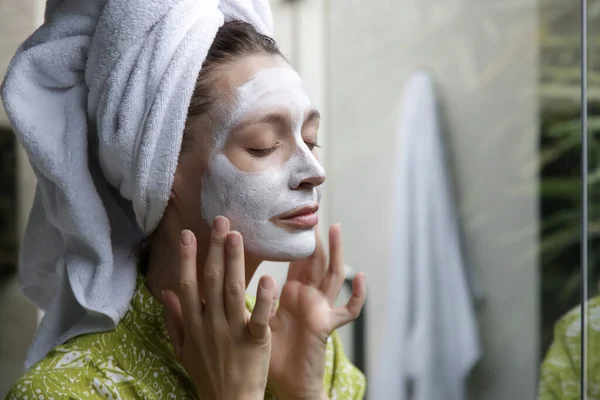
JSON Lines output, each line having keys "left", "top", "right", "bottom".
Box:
{"left": 273, "top": 204, "right": 319, "bottom": 229}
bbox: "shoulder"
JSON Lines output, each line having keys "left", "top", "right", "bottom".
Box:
{"left": 6, "top": 346, "right": 96, "bottom": 399}
{"left": 6, "top": 367, "right": 88, "bottom": 400}
{"left": 542, "top": 297, "right": 600, "bottom": 365}
{"left": 552, "top": 296, "right": 600, "bottom": 350}
{"left": 538, "top": 297, "right": 600, "bottom": 400}
{"left": 5, "top": 334, "right": 130, "bottom": 399}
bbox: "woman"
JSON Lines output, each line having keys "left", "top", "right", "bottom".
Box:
{"left": 3, "top": 10, "right": 366, "bottom": 400}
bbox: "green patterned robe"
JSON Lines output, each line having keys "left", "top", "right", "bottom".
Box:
{"left": 538, "top": 296, "right": 600, "bottom": 400}
{"left": 5, "top": 275, "right": 366, "bottom": 400}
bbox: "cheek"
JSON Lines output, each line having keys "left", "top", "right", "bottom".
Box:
{"left": 173, "top": 149, "right": 210, "bottom": 207}
{"left": 177, "top": 173, "right": 204, "bottom": 207}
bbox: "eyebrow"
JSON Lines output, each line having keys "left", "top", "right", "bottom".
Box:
{"left": 236, "top": 109, "right": 321, "bottom": 130}
{"left": 306, "top": 109, "right": 321, "bottom": 122}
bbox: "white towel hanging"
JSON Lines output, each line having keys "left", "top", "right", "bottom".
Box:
{"left": 371, "top": 71, "right": 481, "bottom": 400}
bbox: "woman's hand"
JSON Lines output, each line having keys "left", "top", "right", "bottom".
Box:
{"left": 161, "top": 217, "right": 276, "bottom": 400}
{"left": 268, "top": 224, "right": 366, "bottom": 400}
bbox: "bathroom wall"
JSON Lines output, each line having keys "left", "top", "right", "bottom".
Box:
{"left": 0, "top": 0, "right": 41, "bottom": 242}
{"left": 324, "top": 0, "right": 541, "bottom": 399}
{"left": 0, "top": 1, "right": 44, "bottom": 395}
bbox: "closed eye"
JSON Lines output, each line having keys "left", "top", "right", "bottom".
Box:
{"left": 247, "top": 147, "right": 277, "bottom": 157}
{"left": 304, "top": 141, "right": 321, "bottom": 151}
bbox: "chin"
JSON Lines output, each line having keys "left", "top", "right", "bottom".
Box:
{"left": 261, "top": 248, "right": 315, "bottom": 262}
{"left": 246, "top": 228, "right": 316, "bottom": 262}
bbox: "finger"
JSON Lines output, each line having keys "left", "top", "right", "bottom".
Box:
{"left": 304, "top": 226, "right": 327, "bottom": 287}
{"left": 319, "top": 224, "right": 345, "bottom": 304}
{"left": 203, "top": 216, "right": 229, "bottom": 323}
{"left": 224, "top": 231, "right": 247, "bottom": 326}
{"left": 177, "top": 229, "right": 202, "bottom": 326}
{"left": 331, "top": 273, "right": 366, "bottom": 329}
{"left": 248, "top": 275, "right": 275, "bottom": 340}
{"left": 162, "top": 290, "right": 184, "bottom": 359}
{"left": 286, "top": 258, "right": 307, "bottom": 283}
{"left": 269, "top": 281, "right": 279, "bottom": 320}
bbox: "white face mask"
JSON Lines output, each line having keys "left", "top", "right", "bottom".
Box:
{"left": 201, "top": 68, "right": 326, "bottom": 260}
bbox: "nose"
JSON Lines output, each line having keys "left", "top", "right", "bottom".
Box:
{"left": 289, "top": 148, "right": 326, "bottom": 190}
{"left": 296, "top": 172, "right": 326, "bottom": 190}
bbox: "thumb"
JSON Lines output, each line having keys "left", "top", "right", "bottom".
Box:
{"left": 162, "top": 289, "right": 184, "bottom": 359}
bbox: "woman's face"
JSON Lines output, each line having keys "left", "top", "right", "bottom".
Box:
{"left": 173, "top": 54, "right": 326, "bottom": 261}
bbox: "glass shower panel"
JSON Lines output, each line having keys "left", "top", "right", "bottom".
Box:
{"left": 584, "top": 0, "right": 600, "bottom": 398}
{"left": 537, "top": 1, "right": 588, "bottom": 399}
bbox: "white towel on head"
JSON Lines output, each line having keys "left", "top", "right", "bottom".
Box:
{"left": 1, "top": 0, "right": 273, "bottom": 369}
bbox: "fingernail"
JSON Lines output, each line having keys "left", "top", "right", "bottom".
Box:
{"left": 214, "top": 216, "right": 227, "bottom": 233}
{"left": 160, "top": 290, "right": 167, "bottom": 302}
{"left": 227, "top": 232, "right": 239, "bottom": 246}
{"left": 180, "top": 230, "right": 192, "bottom": 246}
{"left": 261, "top": 278, "right": 273, "bottom": 290}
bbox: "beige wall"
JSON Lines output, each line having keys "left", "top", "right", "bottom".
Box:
{"left": 0, "top": 2, "right": 44, "bottom": 396}
{"left": 325, "top": 0, "right": 540, "bottom": 399}
{"left": 0, "top": 1, "right": 43, "bottom": 127}
{"left": 0, "top": 0, "right": 41, "bottom": 240}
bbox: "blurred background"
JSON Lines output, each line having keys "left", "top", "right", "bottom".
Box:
{"left": 0, "top": 0, "right": 595, "bottom": 399}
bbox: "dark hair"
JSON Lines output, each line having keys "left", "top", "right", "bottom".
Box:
{"left": 136, "top": 20, "right": 283, "bottom": 274}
